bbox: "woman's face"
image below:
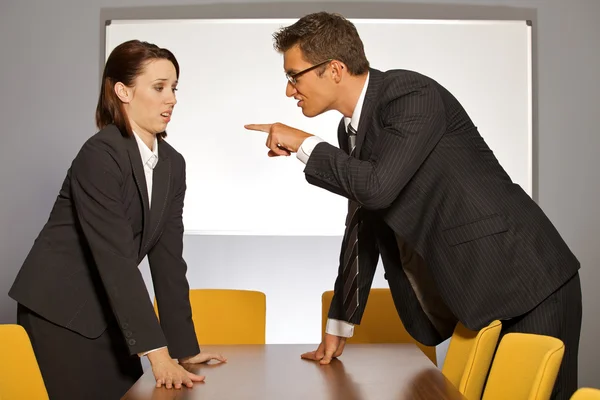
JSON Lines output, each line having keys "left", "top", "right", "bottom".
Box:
{"left": 118, "top": 59, "right": 178, "bottom": 136}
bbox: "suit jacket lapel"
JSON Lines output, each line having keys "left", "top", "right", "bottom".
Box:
{"left": 355, "top": 68, "right": 384, "bottom": 157}
{"left": 126, "top": 135, "right": 152, "bottom": 256}
{"left": 143, "top": 142, "right": 171, "bottom": 253}
{"left": 126, "top": 135, "right": 171, "bottom": 256}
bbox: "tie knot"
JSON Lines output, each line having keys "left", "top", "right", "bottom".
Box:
{"left": 347, "top": 124, "right": 357, "bottom": 135}
{"left": 347, "top": 124, "right": 357, "bottom": 155}
{"left": 146, "top": 154, "right": 158, "bottom": 170}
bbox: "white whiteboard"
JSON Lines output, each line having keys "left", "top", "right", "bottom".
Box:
{"left": 106, "top": 19, "right": 532, "bottom": 236}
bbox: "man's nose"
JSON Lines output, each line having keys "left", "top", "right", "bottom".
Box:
{"left": 286, "top": 81, "right": 296, "bottom": 98}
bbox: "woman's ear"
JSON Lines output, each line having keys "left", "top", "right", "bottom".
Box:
{"left": 114, "top": 82, "right": 131, "bottom": 103}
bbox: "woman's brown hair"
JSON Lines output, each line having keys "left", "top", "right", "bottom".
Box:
{"left": 95, "top": 40, "right": 179, "bottom": 138}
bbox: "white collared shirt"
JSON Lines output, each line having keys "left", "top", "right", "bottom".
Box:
{"left": 133, "top": 132, "right": 159, "bottom": 208}
{"left": 296, "top": 73, "right": 370, "bottom": 338}
{"left": 343, "top": 72, "right": 369, "bottom": 135}
{"left": 132, "top": 132, "right": 165, "bottom": 357}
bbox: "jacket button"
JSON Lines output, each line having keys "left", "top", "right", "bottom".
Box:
{"left": 125, "top": 331, "right": 132, "bottom": 338}
{"left": 122, "top": 323, "right": 129, "bottom": 329}
{"left": 128, "top": 339, "right": 136, "bottom": 346}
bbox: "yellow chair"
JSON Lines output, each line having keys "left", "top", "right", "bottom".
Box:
{"left": 571, "top": 388, "right": 600, "bottom": 400}
{"left": 442, "top": 320, "right": 502, "bottom": 400}
{"left": 155, "top": 289, "right": 266, "bottom": 344}
{"left": 321, "top": 289, "right": 437, "bottom": 365}
{"left": 0, "top": 324, "right": 49, "bottom": 400}
{"left": 482, "top": 332, "right": 564, "bottom": 400}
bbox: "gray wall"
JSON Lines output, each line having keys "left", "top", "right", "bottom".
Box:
{"left": 1, "top": 0, "right": 598, "bottom": 387}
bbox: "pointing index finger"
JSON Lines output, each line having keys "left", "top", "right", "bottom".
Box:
{"left": 244, "top": 123, "right": 272, "bottom": 133}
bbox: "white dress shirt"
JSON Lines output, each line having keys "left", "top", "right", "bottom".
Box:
{"left": 297, "top": 72, "right": 370, "bottom": 338}
{"left": 132, "top": 132, "right": 165, "bottom": 357}
{"left": 133, "top": 132, "right": 159, "bottom": 205}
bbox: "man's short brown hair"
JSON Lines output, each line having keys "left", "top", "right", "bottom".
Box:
{"left": 273, "top": 12, "right": 369, "bottom": 76}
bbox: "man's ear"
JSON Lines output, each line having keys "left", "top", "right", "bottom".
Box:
{"left": 114, "top": 82, "right": 131, "bottom": 103}
{"left": 330, "top": 60, "right": 345, "bottom": 83}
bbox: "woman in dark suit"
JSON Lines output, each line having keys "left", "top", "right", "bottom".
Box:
{"left": 8, "top": 39, "right": 225, "bottom": 399}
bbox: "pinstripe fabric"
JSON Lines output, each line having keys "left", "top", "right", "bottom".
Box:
{"left": 304, "top": 69, "right": 581, "bottom": 397}
{"left": 341, "top": 201, "right": 360, "bottom": 320}
{"left": 495, "top": 273, "right": 582, "bottom": 400}
{"left": 341, "top": 124, "right": 361, "bottom": 320}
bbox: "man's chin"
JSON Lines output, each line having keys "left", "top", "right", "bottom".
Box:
{"left": 300, "top": 107, "right": 320, "bottom": 118}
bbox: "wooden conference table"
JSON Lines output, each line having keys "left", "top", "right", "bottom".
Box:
{"left": 122, "top": 344, "right": 466, "bottom": 400}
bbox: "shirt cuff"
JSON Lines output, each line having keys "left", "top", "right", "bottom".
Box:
{"left": 326, "top": 318, "right": 355, "bottom": 338}
{"left": 138, "top": 346, "right": 167, "bottom": 357}
{"left": 296, "top": 135, "right": 325, "bottom": 164}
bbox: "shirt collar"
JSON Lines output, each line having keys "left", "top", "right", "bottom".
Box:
{"left": 344, "top": 71, "right": 370, "bottom": 133}
{"left": 133, "top": 131, "right": 159, "bottom": 170}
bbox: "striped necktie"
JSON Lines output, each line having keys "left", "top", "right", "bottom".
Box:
{"left": 341, "top": 123, "right": 360, "bottom": 320}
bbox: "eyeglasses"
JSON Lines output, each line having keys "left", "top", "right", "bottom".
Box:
{"left": 285, "top": 59, "right": 333, "bottom": 85}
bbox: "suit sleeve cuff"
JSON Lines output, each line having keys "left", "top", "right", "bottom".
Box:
{"left": 296, "top": 136, "right": 325, "bottom": 164}
{"left": 326, "top": 318, "right": 355, "bottom": 337}
{"left": 138, "top": 346, "right": 167, "bottom": 357}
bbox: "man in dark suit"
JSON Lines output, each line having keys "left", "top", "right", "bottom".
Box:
{"left": 246, "top": 12, "right": 581, "bottom": 400}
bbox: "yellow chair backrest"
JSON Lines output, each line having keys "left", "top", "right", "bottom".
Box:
{"left": 321, "top": 289, "right": 437, "bottom": 365}
{"left": 155, "top": 289, "right": 266, "bottom": 344}
{"left": 0, "top": 324, "right": 49, "bottom": 400}
{"left": 571, "top": 388, "right": 600, "bottom": 400}
{"left": 482, "top": 332, "right": 564, "bottom": 400}
{"left": 442, "top": 320, "right": 502, "bottom": 400}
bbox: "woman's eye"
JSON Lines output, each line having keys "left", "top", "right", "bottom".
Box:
{"left": 154, "top": 86, "right": 163, "bottom": 92}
